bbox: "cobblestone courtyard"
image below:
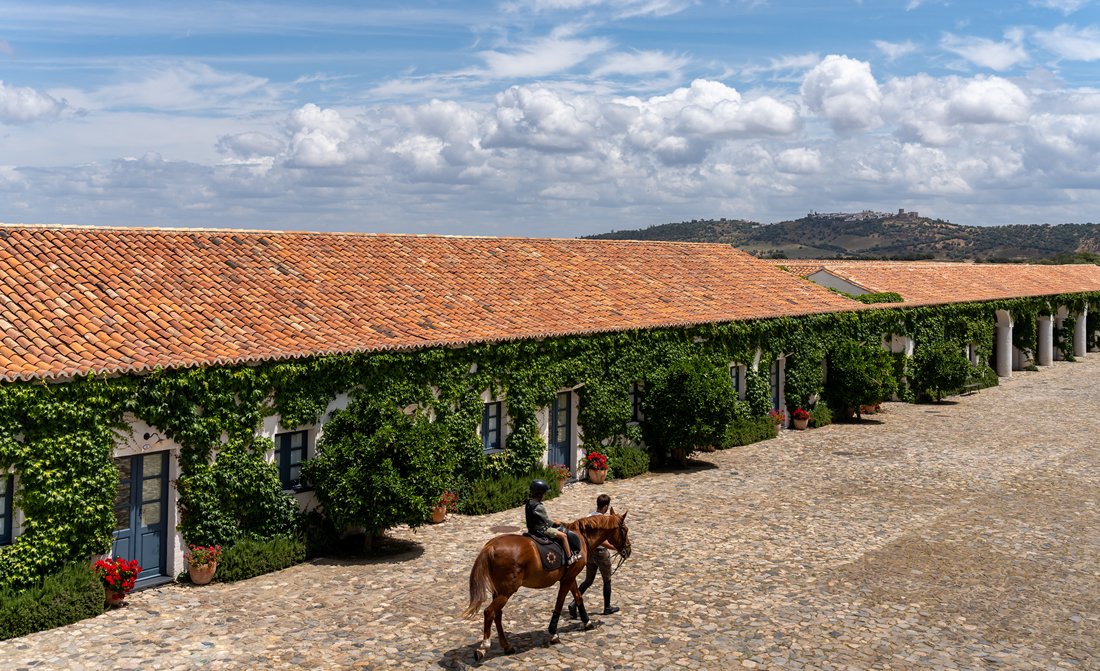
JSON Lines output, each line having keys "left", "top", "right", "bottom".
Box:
{"left": 4, "top": 359, "right": 1100, "bottom": 671}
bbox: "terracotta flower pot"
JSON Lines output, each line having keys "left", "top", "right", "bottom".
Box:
{"left": 587, "top": 469, "right": 607, "bottom": 485}
{"left": 188, "top": 562, "right": 217, "bottom": 586}
{"left": 792, "top": 417, "right": 810, "bottom": 430}
{"left": 430, "top": 505, "right": 447, "bottom": 524}
{"left": 105, "top": 591, "right": 127, "bottom": 608}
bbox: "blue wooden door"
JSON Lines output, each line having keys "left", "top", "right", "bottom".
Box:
{"left": 548, "top": 391, "right": 572, "bottom": 468}
{"left": 112, "top": 452, "right": 169, "bottom": 583}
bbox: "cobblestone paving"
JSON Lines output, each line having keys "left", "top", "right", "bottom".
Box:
{"left": 3, "top": 360, "right": 1100, "bottom": 671}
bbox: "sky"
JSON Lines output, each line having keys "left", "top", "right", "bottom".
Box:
{"left": 1, "top": 1, "right": 1099, "bottom": 237}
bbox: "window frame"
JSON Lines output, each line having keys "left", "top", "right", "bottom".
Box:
{"left": 628, "top": 382, "right": 643, "bottom": 423}
{"left": 730, "top": 364, "right": 745, "bottom": 400}
{"left": 482, "top": 401, "right": 503, "bottom": 453}
{"left": 769, "top": 359, "right": 781, "bottom": 410}
{"left": 0, "top": 473, "right": 13, "bottom": 546}
{"left": 274, "top": 430, "right": 310, "bottom": 493}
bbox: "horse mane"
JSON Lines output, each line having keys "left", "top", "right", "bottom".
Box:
{"left": 565, "top": 513, "right": 620, "bottom": 534}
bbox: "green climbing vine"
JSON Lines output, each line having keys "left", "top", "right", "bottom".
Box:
{"left": 1, "top": 289, "right": 1098, "bottom": 591}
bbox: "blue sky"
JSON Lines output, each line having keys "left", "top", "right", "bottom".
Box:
{"left": 2, "top": 0, "right": 1099, "bottom": 236}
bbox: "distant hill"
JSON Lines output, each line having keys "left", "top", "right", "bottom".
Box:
{"left": 587, "top": 211, "right": 1100, "bottom": 262}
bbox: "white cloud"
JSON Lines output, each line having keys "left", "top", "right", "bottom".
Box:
{"left": 775, "top": 147, "right": 821, "bottom": 174}
{"left": 484, "top": 85, "right": 597, "bottom": 151}
{"left": 1029, "top": 0, "right": 1090, "bottom": 14}
{"left": 946, "top": 76, "right": 1030, "bottom": 124}
{"left": 940, "top": 31, "right": 1029, "bottom": 70}
{"left": 593, "top": 50, "right": 690, "bottom": 77}
{"left": 801, "top": 55, "right": 883, "bottom": 132}
{"left": 873, "top": 39, "right": 918, "bottom": 61}
{"left": 0, "top": 80, "right": 67, "bottom": 124}
{"left": 479, "top": 32, "right": 612, "bottom": 79}
{"left": 1034, "top": 24, "right": 1100, "bottom": 61}
{"left": 217, "top": 132, "right": 285, "bottom": 159}
{"left": 882, "top": 74, "right": 1030, "bottom": 147}
{"left": 284, "top": 104, "right": 366, "bottom": 168}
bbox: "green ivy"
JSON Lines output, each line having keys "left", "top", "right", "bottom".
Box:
{"left": 3, "top": 290, "right": 1098, "bottom": 592}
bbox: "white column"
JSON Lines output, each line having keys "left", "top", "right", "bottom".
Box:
{"left": 1074, "top": 307, "right": 1087, "bottom": 357}
{"left": 995, "top": 309, "right": 1013, "bottom": 378}
{"left": 1038, "top": 315, "right": 1054, "bottom": 366}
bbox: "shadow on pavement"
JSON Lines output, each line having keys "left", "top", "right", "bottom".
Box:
{"left": 438, "top": 621, "right": 597, "bottom": 669}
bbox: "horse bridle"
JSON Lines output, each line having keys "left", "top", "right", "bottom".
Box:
{"left": 609, "top": 517, "right": 631, "bottom": 576}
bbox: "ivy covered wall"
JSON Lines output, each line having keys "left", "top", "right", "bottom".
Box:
{"left": 0, "top": 292, "right": 1097, "bottom": 590}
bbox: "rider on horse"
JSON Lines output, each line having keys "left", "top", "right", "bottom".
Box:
{"left": 525, "top": 479, "right": 582, "bottom": 565}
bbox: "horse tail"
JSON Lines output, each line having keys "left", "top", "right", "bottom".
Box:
{"left": 462, "top": 544, "right": 493, "bottom": 619}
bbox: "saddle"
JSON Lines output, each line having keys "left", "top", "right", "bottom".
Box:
{"left": 523, "top": 532, "right": 569, "bottom": 571}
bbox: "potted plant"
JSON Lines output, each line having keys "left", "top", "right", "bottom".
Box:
{"left": 791, "top": 407, "right": 811, "bottom": 430}
{"left": 94, "top": 557, "right": 140, "bottom": 607}
{"left": 549, "top": 463, "right": 571, "bottom": 486}
{"left": 431, "top": 490, "right": 458, "bottom": 524}
{"left": 580, "top": 450, "right": 608, "bottom": 484}
{"left": 185, "top": 544, "right": 222, "bottom": 585}
{"left": 768, "top": 408, "right": 786, "bottom": 430}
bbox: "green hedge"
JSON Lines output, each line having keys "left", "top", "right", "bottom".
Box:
{"left": 457, "top": 466, "right": 564, "bottom": 516}
{"left": 605, "top": 444, "right": 649, "bottom": 480}
{"left": 720, "top": 416, "right": 778, "bottom": 448}
{"left": 0, "top": 563, "right": 104, "bottom": 641}
{"left": 215, "top": 535, "right": 307, "bottom": 583}
{"left": 809, "top": 402, "right": 833, "bottom": 428}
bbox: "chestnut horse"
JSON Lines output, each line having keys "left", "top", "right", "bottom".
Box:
{"left": 463, "top": 510, "right": 631, "bottom": 660}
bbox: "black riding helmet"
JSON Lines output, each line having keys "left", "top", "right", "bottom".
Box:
{"left": 529, "top": 479, "right": 550, "bottom": 497}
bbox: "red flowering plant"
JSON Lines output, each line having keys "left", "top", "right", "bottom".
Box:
{"left": 549, "top": 464, "right": 571, "bottom": 483}
{"left": 768, "top": 408, "right": 786, "bottom": 424}
{"left": 436, "top": 490, "right": 459, "bottom": 513}
{"left": 579, "top": 450, "right": 608, "bottom": 471}
{"left": 94, "top": 557, "right": 141, "bottom": 599}
{"left": 792, "top": 408, "right": 810, "bottom": 421}
{"left": 186, "top": 544, "right": 222, "bottom": 568}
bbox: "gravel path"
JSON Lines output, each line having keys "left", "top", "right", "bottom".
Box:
{"left": 3, "top": 359, "right": 1099, "bottom": 670}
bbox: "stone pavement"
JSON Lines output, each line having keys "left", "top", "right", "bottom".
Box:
{"left": 3, "top": 359, "right": 1100, "bottom": 671}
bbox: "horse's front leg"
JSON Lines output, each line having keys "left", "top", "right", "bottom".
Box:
{"left": 547, "top": 577, "right": 576, "bottom": 644}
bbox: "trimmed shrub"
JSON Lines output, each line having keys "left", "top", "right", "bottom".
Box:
{"left": 720, "top": 416, "right": 777, "bottom": 448}
{"left": 809, "top": 402, "right": 833, "bottom": 428}
{"left": 605, "top": 444, "right": 649, "bottom": 480}
{"left": 216, "top": 535, "right": 307, "bottom": 583}
{"left": 457, "top": 466, "right": 564, "bottom": 516}
{"left": 0, "top": 563, "right": 104, "bottom": 641}
{"left": 909, "top": 340, "right": 972, "bottom": 402}
{"left": 642, "top": 356, "right": 738, "bottom": 461}
{"left": 824, "top": 340, "right": 898, "bottom": 420}
{"left": 303, "top": 399, "right": 456, "bottom": 535}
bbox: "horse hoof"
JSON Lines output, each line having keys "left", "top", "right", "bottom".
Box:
{"left": 473, "top": 649, "right": 484, "bottom": 662}
{"left": 549, "top": 634, "right": 561, "bottom": 645}
{"left": 583, "top": 620, "right": 597, "bottom": 631}
{"left": 502, "top": 645, "right": 515, "bottom": 655}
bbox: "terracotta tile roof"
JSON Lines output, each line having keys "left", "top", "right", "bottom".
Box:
{"left": 0, "top": 225, "right": 863, "bottom": 382}
{"left": 791, "top": 260, "right": 1100, "bottom": 306}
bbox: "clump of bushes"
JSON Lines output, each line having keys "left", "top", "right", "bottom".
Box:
{"left": 457, "top": 466, "right": 565, "bottom": 516}
{"left": 0, "top": 563, "right": 104, "bottom": 641}
{"left": 824, "top": 340, "right": 898, "bottom": 420}
{"left": 642, "top": 356, "right": 739, "bottom": 462}
{"left": 720, "top": 416, "right": 777, "bottom": 448}
{"left": 605, "top": 444, "right": 649, "bottom": 480}
{"left": 215, "top": 535, "right": 307, "bottom": 583}
{"left": 909, "top": 340, "right": 972, "bottom": 402}
{"left": 809, "top": 402, "right": 833, "bottom": 428}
